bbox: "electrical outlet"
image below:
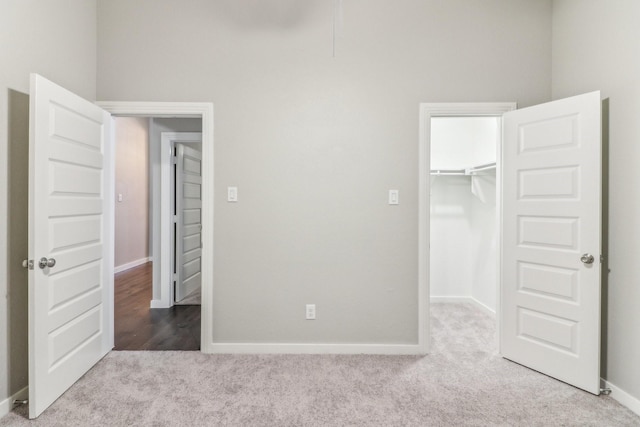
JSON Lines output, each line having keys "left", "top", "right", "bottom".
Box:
{"left": 306, "top": 304, "right": 316, "bottom": 320}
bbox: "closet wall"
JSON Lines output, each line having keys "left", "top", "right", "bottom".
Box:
{"left": 430, "top": 117, "right": 499, "bottom": 313}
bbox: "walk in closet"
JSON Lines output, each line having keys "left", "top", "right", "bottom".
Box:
{"left": 430, "top": 116, "right": 500, "bottom": 313}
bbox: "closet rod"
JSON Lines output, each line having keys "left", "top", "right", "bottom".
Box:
{"left": 466, "top": 162, "right": 496, "bottom": 175}
{"left": 429, "top": 169, "right": 467, "bottom": 176}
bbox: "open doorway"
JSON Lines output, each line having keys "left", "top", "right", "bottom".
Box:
{"left": 429, "top": 116, "right": 500, "bottom": 314}
{"left": 113, "top": 117, "right": 202, "bottom": 350}
{"left": 418, "top": 102, "right": 516, "bottom": 354}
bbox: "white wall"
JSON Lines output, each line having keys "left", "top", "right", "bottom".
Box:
{"left": 114, "top": 117, "right": 150, "bottom": 270}
{"left": 470, "top": 175, "right": 497, "bottom": 311}
{"left": 97, "top": 0, "right": 552, "bottom": 345}
{"left": 430, "top": 176, "right": 472, "bottom": 298}
{"left": 0, "top": 0, "right": 97, "bottom": 413}
{"left": 552, "top": 0, "right": 640, "bottom": 407}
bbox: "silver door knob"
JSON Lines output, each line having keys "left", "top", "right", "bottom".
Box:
{"left": 580, "top": 253, "right": 595, "bottom": 265}
{"left": 38, "top": 257, "right": 56, "bottom": 269}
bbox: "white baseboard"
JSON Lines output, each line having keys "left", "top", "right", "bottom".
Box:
{"left": 150, "top": 299, "right": 170, "bottom": 309}
{"left": 430, "top": 296, "right": 496, "bottom": 318}
{"left": 0, "top": 386, "right": 28, "bottom": 419}
{"left": 431, "top": 296, "right": 474, "bottom": 304}
{"left": 203, "top": 343, "right": 424, "bottom": 355}
{"left": 469, "top": 298, "right": 496, "bottom": 318}
{"left": 601, "top": 378, "right": 640, "bottom": 416}
{"left": 114, "top": 257, "right": 150, "bottom": 274}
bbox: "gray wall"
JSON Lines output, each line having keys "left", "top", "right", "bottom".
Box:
{"left": 98, "top": 0, "right": 552, "bottom": 344}
{"left": 552, "top": 0, "right": 640, "bottom": 403}
{"left": 0, "top": 0, "right": 97, "bottom": 409}
{"left": 115, "top": 117, "right": 150, "bottom": 269}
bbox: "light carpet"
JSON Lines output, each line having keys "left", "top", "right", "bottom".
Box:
{"left": 2, "top": 304, "right": 638, "bottom": 426}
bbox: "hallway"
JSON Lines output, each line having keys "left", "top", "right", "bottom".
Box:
{"left": 114, "top": 262, "right": 201, "bottom": 350}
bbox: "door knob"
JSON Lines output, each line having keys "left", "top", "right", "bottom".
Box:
{"left": 580, "top": 253, "right": 595, "bottom": 265}
{"left": 38, "top": 257, "right": 56, "bottom": 269}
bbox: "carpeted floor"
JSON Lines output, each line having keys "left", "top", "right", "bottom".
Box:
{"left": 2, "top": 303, "right": 638, "bottom": 426}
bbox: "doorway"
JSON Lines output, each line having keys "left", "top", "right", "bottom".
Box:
{"left": 419, "top": 95, "right": 604, "bottom": 395}
{"left": 112, "top": 117, "right": 203, "bottom": 350}
{"left": 97, "top": 101, "right": 214, "bottom": 355}
{"left": 418, "top": 102, "right": 516, "bottom": 354}
{"left": 429, "top": 115, "right": 501, "bottom": 316}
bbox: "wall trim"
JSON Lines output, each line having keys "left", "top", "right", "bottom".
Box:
{"left": 601, "top": 379, "right": 640, "bottom": 417}
{"left": 149, "top": 299, "right": 168, "bottom": 309}
{"left": 96, "top": 101, "right": 214, "bottom": 353}
{"left": 207, "top": 343, "right": 424, "bottom": 355}
{"left": 0, "top": 386, "right": 28, "bottom": 419}
{"left": 114, "top": 257, "right": 150, "bottom": 274}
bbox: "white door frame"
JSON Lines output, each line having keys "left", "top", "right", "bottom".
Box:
{"left": 418, "top": 102, "right": 516, "bottom": 353}
{"left": 161, "top": 132, "right": 202, "bottom": 306}
{"left": 97, "top": 102, "right": 214, "bottom": 353}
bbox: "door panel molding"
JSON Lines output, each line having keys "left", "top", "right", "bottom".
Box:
{"left": 29, "top": 74, "right": 113, "bottom": 418}
{"left": 501, "top": 91, "right": 602, "bottom": 394}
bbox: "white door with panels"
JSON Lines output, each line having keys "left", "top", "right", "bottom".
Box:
{"left": 501, "top": 91, "right": 602, "bottom": 394}
{"left": 27, "top": 74, "right": 113, "bottom": 418}
{"left": 174, "top": 143, "right": 202, "bottom": 303}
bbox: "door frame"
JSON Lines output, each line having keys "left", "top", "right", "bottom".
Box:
{"left": 97, "top": 102, "right": 214, "bottom": 353}
{"left": 161, "top": 132, "right": 202, "bottom": 306}
{"left": 418, "top": 102, "right": 516, "bottom": 353}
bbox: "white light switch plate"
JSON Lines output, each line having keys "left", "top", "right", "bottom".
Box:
{"left": 389, "top": 190, "right": 399, "bottom": 205}
{"left": 228, "top": 187, "right": 238, "bottom": 202}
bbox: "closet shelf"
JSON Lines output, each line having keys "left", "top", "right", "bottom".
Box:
{"left": 465, "top": 162, "right": 496, "bottom": 175}
{"left": 430, "top": 162, "right": 496, "bottom": 177}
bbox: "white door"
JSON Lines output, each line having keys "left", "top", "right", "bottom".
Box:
{"left": 28, "top": 74, "right": 113, "bottom": 418}
{"left": 501, "top": 91, "right": 602, "bottom": 394}
{"left": 174, "top": 143, "right": 202, "bottom": 303}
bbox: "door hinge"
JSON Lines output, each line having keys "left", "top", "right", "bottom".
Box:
{"left": 22, "top": 259, "right": 34, "bottom": 270}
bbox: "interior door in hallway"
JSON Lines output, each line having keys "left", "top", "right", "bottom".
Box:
{"left": 501, "top": 91, "right": 602, "bottom": 395}
{"left": 28, "top": 74, "right": 113, "bottom": 418}
{"left": 174, "top": 143, "right": 202, "bottom": 303}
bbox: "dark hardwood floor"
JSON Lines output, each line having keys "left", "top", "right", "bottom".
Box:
{"left": 114, "top": 262, "right": 201, "bottom": 351}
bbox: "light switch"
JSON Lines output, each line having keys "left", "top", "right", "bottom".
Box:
{"left": 117, "top": 193, "right": 123, "bottom": 202}
{"left": 227, "top": 187, "right": 238, "bottom": 202}
{"left": 389, "top": 190, "right": 399, "bottom": 205}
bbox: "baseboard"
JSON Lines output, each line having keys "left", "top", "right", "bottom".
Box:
{"left": 601, "top": 378, "right": 640, "bottom": 416}
{"left": 114, "top": 257, "right": 150, "bottom": 274}
{"left": 469, "top": 298, "right": 496, "bottom": 318}
{"left": 430, "top": 296, "right": 496, "bottom": 318}
{"left": 430, "top": 296, "right": 474, "bottom": 304}
{"left": 204, "top": 343, "right": 424, "bottom": 355}
{"left": 0, "top": 386, "right": 28, "bottom": 419}
{"left": 150, "top": 299, "right": 170, "bottom": 309}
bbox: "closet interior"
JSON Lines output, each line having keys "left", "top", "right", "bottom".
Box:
{"left": 430, "top": 116, "right": 500, "bottom": 314}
